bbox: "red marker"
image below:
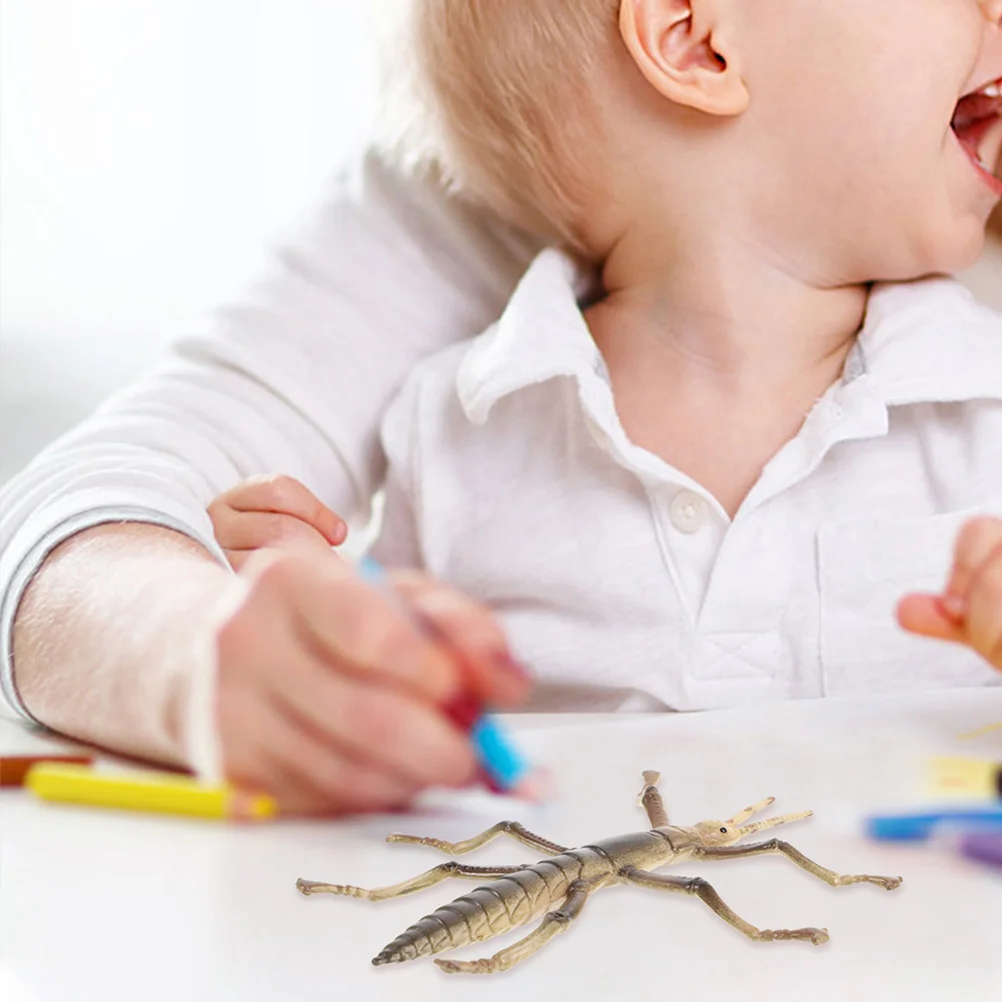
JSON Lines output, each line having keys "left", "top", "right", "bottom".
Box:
{"left": 441, "top": 689, "right": 504, "bottom": 793}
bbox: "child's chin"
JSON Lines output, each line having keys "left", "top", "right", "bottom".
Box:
{"left": 917, "top": 220, "right": 988, "bottom": 278}
{"left": 953, "top": 224, "right": 991, "bottom": 272}
{"left": 866, "top": 231, "right": 985, "bottom": 285}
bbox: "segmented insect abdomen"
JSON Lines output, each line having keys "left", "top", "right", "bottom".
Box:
{"left": 372, "top": 863, "right": 576, "bottom": 966}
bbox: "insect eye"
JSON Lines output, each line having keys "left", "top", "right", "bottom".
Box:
{"left": 719, "top": 827, "right": 728, "bottom": 834}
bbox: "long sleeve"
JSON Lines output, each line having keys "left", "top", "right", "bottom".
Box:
{"left": 0, "top": 147, "right": 539, "bottom": 720}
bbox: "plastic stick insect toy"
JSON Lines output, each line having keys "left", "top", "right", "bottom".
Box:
{"left": 296, "top": 771, "right": 902, "bottom": 976}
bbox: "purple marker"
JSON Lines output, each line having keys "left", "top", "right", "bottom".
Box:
{"left": 957, "top": 832, "right": 1002, "bottom": 870}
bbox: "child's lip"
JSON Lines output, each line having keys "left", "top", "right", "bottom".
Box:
{"left": 953, "top": 127, "right": 1002, "bottom": 199}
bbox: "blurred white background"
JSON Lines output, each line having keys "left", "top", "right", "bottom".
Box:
{"left": 1, "top": 2, "right": 1000, "bottom": 488}
{"left": 1, "top": 0, "right": 380, "bottom": 483}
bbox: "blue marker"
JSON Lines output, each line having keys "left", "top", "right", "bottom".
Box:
{"left": 865, "top": 808, "right": 1002, "bottom": 842}
{"left": 357, "top": 556, "right": 543, "bottom": 799}
{"left": 470, "top": 716, "right": 529, "bottom": 791}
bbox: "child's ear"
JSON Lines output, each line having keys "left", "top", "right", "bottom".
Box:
{"left": 619, "top": 0, "right": 749, "bottom": 116}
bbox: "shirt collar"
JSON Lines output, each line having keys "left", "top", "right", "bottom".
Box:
{"left": 457, "top": 249, "right": 605, "bottom": 425}
{"left": 850, "top": 277, "right": 1002, "bottom": 405}
{"left": 457, "top": 248, "right": 1002, "bottom": 426}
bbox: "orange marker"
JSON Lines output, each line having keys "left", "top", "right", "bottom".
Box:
{"left": 1, "top": 754, "right": 93, "bottom": 788}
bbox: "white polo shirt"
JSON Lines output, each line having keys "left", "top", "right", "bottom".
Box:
{"left": 371, "top": 248, "right": 1002, "bottom": 711}
{"left": 1, "top": 149, "right": 1000, "bottom": 724}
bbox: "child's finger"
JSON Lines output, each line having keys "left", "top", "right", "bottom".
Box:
{"left": 213, "top": 474, "right": 347, "bottom": 545}
{"left": 220, "top": 694, "right": 420, "bottom": 815}
{"left": 896, "top": 594, "right": 967, "bottom": 644}
{"left": 942, "top": 517, "right": 1002, "bottom": 616}
{"left": 389, "top": 570, "right": 533, "bottom": 709}
{"left": 269, "top": 664, "right": 477, "bottom": 789}
{"left": 964, "top": 548, "right": 1002, "bottom": 668}
{"left": 211, "top": 509, "right": 336, "bottom": 555}
{"left": 247, "top": 553, "right": 462, "bottom": 704}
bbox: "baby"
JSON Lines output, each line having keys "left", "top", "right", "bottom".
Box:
{"left": 211, "top": 0, "right": 1002, "bottom": 709}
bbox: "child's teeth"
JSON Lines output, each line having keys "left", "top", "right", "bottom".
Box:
{"left": 981, "top": 82, "right": 1002, "bottom": 98}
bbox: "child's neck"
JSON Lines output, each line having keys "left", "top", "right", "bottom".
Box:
{"left": 586, "top": 226, "right": 870, "bottom": 518}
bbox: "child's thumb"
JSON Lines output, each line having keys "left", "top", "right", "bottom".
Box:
{"left": 896, "top": 593, "right": 966, "bottom": 644}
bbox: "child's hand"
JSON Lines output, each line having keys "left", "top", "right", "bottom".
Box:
{"left": 200, "top": 549, "right": 531, "bottom": 816}
{"left": 202, "top": 474, "right": 532, "bottom": 815}
{"left": 897, "top": 516, "right": 1002, "bottom": 672}
{"left": 208, "top": 475, "right": 347, "bottom": 570}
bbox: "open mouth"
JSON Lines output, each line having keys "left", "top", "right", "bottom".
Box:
{"left": 951, "top": 76, "right": 1002, "bottom": 195}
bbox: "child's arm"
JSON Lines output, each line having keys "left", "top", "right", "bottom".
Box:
{"left": 3, "top": 151, "right": 538, "bottom": 806}
{"left": 898, "top": 516, "right": 1002, "bottom": 672}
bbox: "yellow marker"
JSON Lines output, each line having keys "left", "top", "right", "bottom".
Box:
{"left": 25, "top": 763, "right": 277, "bottom": 822}
{"left": 928, "top": 756, "right": 1002, "bottom": 800}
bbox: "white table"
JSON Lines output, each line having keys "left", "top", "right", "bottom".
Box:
{"left": 2, "top": 690, "right": 1000, "bottom": 1002}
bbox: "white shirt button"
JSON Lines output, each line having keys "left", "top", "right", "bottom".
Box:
{"left": 669, "top": 489, "right": 708, "bottom": 533}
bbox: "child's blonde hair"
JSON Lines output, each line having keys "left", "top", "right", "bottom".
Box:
{"left": 375, "top": 0, "right": 621, "bottom": 254}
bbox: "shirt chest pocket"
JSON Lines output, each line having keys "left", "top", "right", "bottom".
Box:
{"left": 817, "top": 510, "right": 1000, "bottom": 697}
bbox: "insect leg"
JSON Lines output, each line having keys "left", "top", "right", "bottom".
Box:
{"left": 725, "top": 797, "right": 776, "bottom": 826}
{"left": 698, "top": 839, "right": 902, "bottom": 890}
{"left": 296, "top": 862, "right": 527, "bottom": 902}
{"left": 620, "top": 866, "right": 829, "bottom": 945}
{"left": 386, "top": 820, "right": 568, "bottom": 856}
{"left": 637, "top": 771, "right": 669, "bottom": 827}
{"left": 435, "top": 876, "right": 602, "bottom": 975}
